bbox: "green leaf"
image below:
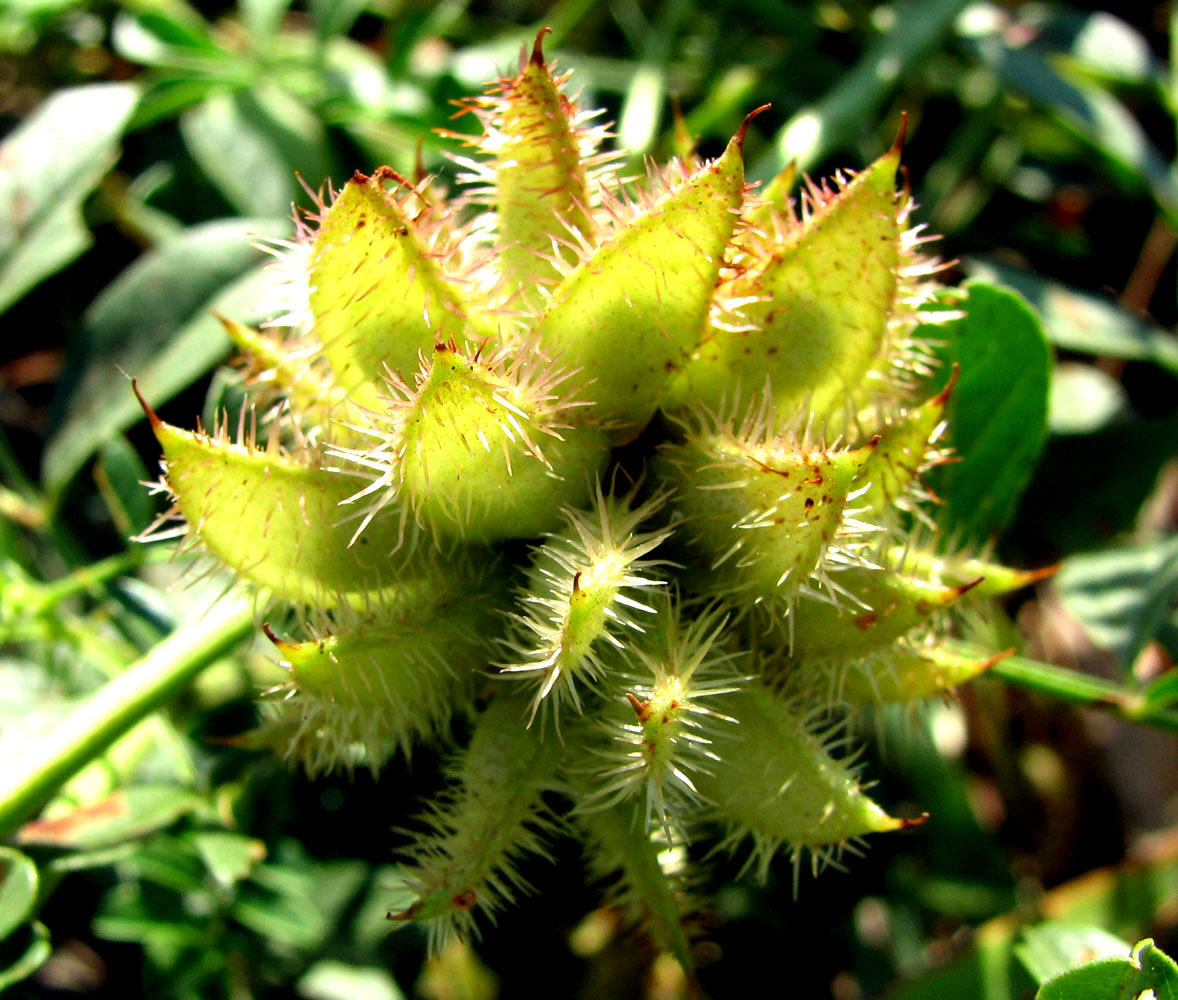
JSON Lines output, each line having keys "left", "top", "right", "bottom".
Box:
{"left": 309, "top": 0, "right": 371, "bottom": 43}
{"left": 239, "top": 0, "right": 293, "bottom": 43}
{"left": 963, "top": 25, "right": 1178, "bottom": 218}
{"left": 180, "top": 86, "right": 334, "bottom": 218}
{"left": 96, "top": 436, "right": 158, "bottom": 537}
{"left": 15, "top": 786, "right": 200, "bottom": 850}
{"left": 966, "top": 258, "right": 1178, "bottom": 378}
{"left": 192, "top": 831, "right": 264, "bottom": 889}
{"left": 44, "top": 218, "right": 287, "bottom": 493}
{"left": 0, "top": 846, "right": 38, "bottom": 940}
{"left": 752, "top": 0, "right": 969, "bottom": 177}
{"left": 1048, "top": 364, "right": 1128, "bottom": 435}
{"left": 0, "top": 921, "right": 51, "bottom": 992}
{"left": 1143, "top": 669, "right": 1178, "bottom": 712}
{"left": 933, "top": 282, "right": 1051, "bottom": 542}
{"left": 1035, "top": 940, "right": 1178, "bottom": 1000}
{"left": 298, "top": 960, "right": 406, "bottom": 1000}
{"left": 1016, "top": 923, "right": 1133, "bottom": 986}
{"left": 1054, "top": 534, "right": 1178, "bottom": 671}
{"left": 0, "top": 83, "right": 139, "bottom": 315}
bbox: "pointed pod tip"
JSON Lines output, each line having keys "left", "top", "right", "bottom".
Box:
{"left": 980, "top": 648, "right": 1015, "bottom": 671}
{"left": 932, "top": 362, "right": 960, "bottom": 407}
{"left": 735, "top": 104, "right": 772, "bottom": 151}
{"left": 890, "top": 111, "right": 908, "bottom": 158}
{"left": 953, "top": 575, "right": 985, "bottom": 599}
{"left": 261, "top": 622, "right": 291, "bottom": 648}
{"left": 898, "top": 811, "right": 929, "bottom": 830}
{"left": 531, "top": 25, "right": 553, "bottom": 66}
{"left": 131, "top": 378, "right": 161, "bottom": 431}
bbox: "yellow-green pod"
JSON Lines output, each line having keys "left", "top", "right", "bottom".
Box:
{"left": 529, "top": 115, "right": 756, "bottom": 436}
{"left": 308, "top": 168, "right": 478, "bottom": 408}
{"left": 141, "top": 390, "right": 417, "bottom": 607}
{"left": 696, "top": 684, "right": 918, "bottom": 881}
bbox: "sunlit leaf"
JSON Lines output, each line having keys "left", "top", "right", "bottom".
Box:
{"left": 0, "top": 83, "right": 139, "bottom": 315}
{"left": 933, "top": 282, "right": 1051, "bottom": 542}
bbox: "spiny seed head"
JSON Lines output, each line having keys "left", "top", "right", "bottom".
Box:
{"left": 136, "top": 31, "right": 1039, "bottom": 959}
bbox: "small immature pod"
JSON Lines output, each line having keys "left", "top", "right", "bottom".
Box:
{"left": 658, "top": 422, "right": 877, "bottom": 614}
{"left": 499, "top": 487, "right": 672, "bottom": 722}
{"left": 696, "top": 684, "right": 914, "bottom": 881}
{"left": 574, "top": 798, "right": 696, "bottom": 973}
{"left": 337, "top": 342, "right": 610, "bottom": 544}
{"left": 585, "top": 596, "right": 743, "bottom": 835}
{"left": 669, "top": 132, "right": 906, "bottom": 426}
{"left": 391, "top": 690, "right": 566, "bottom": 947}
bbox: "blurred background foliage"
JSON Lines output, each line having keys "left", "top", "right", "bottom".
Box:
{"left": 2, "top": 1, "right": 1178, "bottom": 998}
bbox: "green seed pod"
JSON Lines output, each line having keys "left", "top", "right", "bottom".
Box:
{"left": 528, "top": 114, "right": 758, "bottom": 436}
{"left": 264, "top": 583, "right": 503, "bottom": 775}
{"left": 459, "top": 30, "right": 599, "bottom": 306}
{"left": 334, "top": 342, "right": 610, "bottom": 543}
{"left": 391, "top": 690, "right": 566, "bottom": 947}
{"left": 499, "top": 486, "right": 672, "bottom": 723}
{"left": 853, "top": 366, "right": 956, "bottom": 518}
{"left": 836, "top": 644, "right": 1009, "bottom": 704}
{"left": 788, "top": 565, "right": 981, "bottom": 662}
{"left": 696, "top": 684, "right": 918, "bottom": 883}
{"left": 658, "top": 416, "right": 877, "bottom": 616}
{"left": 137, "top": 385, "right": 416, "bottom": 607}
{"left": 307, "top": 168, "right": 479, "bottom": 409}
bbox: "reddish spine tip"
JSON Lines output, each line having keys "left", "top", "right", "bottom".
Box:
{"left": 899, "top": 811, "right": 930, "bottom": 830}
{"left": 735, "top": 104, "right": 772, "bottom": 150}
{"left": 932, "top": 362, "right": 960, "bottom": 406}
{"left": 891, "top": 111, "right": 908, "bottom": 157}
{"left": 626, "top": 692, "right": 650, "bottom": 721}
{"left": 261, "top": 622, "right": 283, "bottom": 646}
{"left": 1021, "top": 564, "right": 1062, "bottom": 584}
{"left": 954, "top": 576, "right": 985, "bottom": 598}
{"left": 980, "top": 648, "right": 1016, "bottom": 670}
{"left": 531, "top": 26, "right": 553, "bottom": 66}
{"left": 131, "top": 378, "right": 161, "bottom": 430}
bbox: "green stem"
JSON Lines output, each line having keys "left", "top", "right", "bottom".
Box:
{"left": 950, "top": 642, "right": 1178, "bottom": 735}
{"left": 0, "top": 594, "right": 255, "bottom": 841}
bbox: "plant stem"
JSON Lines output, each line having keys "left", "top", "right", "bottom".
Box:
{"left": 0, "top": 594, "right": 255, "bottom": 841}
{"left": 951, "top": 642, "right": 1178, "bottom": 735}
